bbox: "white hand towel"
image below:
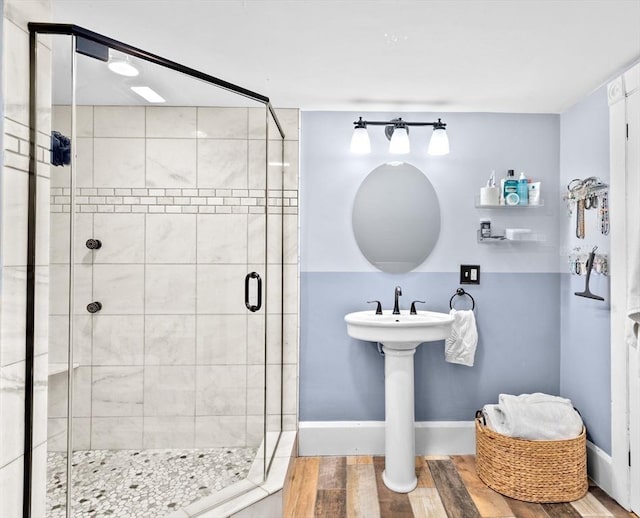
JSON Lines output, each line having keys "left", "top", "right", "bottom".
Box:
{"left": 445, "top": 309, "right": 478, "bottom": 367}
{"left": 486, "top": 393, "right": 584, "bottom": 440}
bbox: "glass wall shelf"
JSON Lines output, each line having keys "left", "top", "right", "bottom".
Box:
{"left": 475, "top": 196, "right": 545, "bottom": 208}
{"left": 477, "top": 230, "right": 546, "bottom": 243}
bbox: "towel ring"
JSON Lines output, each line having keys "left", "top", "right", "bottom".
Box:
{"left": 449, "top": 288, "right": 475, "bottom": 310}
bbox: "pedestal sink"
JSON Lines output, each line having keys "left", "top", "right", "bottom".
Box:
{"left": 344, "top": 309, "right": 454, "bottom": 493}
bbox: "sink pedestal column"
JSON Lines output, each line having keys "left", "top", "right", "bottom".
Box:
{"left": 381, "top": 344, "right": 418, "bottom": 493}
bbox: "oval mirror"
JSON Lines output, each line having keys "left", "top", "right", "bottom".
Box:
{"left": 352, "top": 162, "right": 441, "bottom": 273}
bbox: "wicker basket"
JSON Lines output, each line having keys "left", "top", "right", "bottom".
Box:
{"left": 475, "top": 416, "right": 588, "bottom": 503}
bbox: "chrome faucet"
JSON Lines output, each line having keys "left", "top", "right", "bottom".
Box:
{"left": 393, "top": 286, "right": 402, "bottom": 315}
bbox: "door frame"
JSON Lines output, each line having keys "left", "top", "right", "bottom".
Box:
{"left": 608, "top": 63, "right": 639, "bottom": 513}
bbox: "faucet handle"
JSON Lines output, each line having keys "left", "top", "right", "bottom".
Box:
{"left": 366, "top": 300, "right": 383, "bottom": 315}
{"left": 410, "top": 300, "right": 426, "bottom": 315}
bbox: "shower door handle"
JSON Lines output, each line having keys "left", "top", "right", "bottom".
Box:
{"left": 244, "top": 272, "right": 262, "bottom": 312}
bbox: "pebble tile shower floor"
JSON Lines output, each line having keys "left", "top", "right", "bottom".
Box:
{"left": 46, "top": 447, "right": 256, "bottom": 517}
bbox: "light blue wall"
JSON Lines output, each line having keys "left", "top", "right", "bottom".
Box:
{"left": 300, "top": 111, "right": 563, "bottom": 423}
{"left": 559, "top": 86, "right": 611, "bottom": 453}
{"left": 300, "top": 272, "right": 561, "bottom": 421}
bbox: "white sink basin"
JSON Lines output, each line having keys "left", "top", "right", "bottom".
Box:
{"left": 345, "top": 307, "right": 455, "bottom": 493}
{"left": 345, "top": 310, "right": 453, "bottom": 350}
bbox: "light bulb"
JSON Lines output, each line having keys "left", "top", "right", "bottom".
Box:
{"left": 389, "top": 126, "right": 410, "bottom": 154}
{"left": 350, "top": 126, "right": 371, "bottom": 154}
{"left": 427, "top": 127, "right": 449, "bottom": 155}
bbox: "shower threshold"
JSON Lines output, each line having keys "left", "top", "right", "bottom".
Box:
{"left": 46, "top": 446, "right": 256, "bottom": 517}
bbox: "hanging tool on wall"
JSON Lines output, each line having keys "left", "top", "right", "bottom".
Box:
{"left": 576, "top": 198, "right": 585, "bottom": 239}
{"left": 565, "top": 177, "right": 609, "bottom": 238}
{"left": 568, "top": 247, "right": 608, "bottom": 276}
{"left": 600, "top": 191, "right": 609, "bottom": 235}
{"left": 574, "top": 246, "right": 605, "bottom": 301}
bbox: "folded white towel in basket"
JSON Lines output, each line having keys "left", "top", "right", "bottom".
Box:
{"left": 445, "top": 309, "right": 478, "bottom": 367}
{"left": 483, "top": 393, "right": 583, "bottom": 440}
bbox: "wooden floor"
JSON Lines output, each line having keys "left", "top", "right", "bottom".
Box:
{"left": 284, "top": 455, "right": 636, "bottom": 518}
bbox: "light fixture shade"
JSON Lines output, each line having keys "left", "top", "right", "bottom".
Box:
{"left": 389, "top": 126, "right": 410, "bottom": 154}
{"left": 350, "top": 127, "right": 371, "bottom": 154}
{"left": 427, "top": 127, "right": 450, "bottom": 155}
{"left": 108, "top": 59, "right": 139, "bottom": 77}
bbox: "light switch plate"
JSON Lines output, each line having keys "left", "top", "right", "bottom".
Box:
{"left": 460, "top": 264, "right": 480, "bottom": 285}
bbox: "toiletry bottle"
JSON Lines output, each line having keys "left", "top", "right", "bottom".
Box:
{"left": 528, "top": 181, "right": 541, "bottom": 205}
{"left": 517, "top": 172, "right": 529, "bottom": 205}
{"left": 503, "top": 170, "right": 518, "bottom": 204}
{"left": 500, "top": 169, "right": 513, "bottom": 205}
{"left": 480, "top": 219, "right": 491, "bottom": 238}
{"left": 480, "top": 171, "right": 499, "bottom": 205}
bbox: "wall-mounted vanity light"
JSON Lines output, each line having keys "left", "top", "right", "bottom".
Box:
{"left": 350, "top": 117, "right": 450, "bottom": 156}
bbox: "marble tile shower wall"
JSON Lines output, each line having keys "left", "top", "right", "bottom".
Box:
{"left": 47, "top": 105, "right": 299, "bottom": 452}
{"left": 1, "top": 1, "right": 51, "bottom": 516}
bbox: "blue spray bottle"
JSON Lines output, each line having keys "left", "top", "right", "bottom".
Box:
{"left": 517, "top": 172, "right": 529, "bottom": 205}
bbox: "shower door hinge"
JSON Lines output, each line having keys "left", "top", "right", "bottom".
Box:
{"left": 630, "top": 449, "right": 632, "bottom": 466}
{"left": 627, "top": 123, "right": 629, "bottom": 140}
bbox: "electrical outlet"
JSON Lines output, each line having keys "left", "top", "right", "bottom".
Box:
{"left": 460, "top": 264, "right": 480, "bottom": 285}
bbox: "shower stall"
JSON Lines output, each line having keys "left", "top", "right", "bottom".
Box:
{"left": 26, "top": 23, "right": 292, "bottom": 517}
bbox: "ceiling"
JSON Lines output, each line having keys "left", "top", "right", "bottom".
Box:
{"left": 50, "top": 0, "right": 640, "bottom": 113}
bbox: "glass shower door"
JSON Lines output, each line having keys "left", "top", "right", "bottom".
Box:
{"left": 43, "top": 27, "right": 282, "bottom": 517}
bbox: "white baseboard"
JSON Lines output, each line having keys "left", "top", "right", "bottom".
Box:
{"left": 298, "top": 421, "right": 475, "bottom": 457}
{"left": 586, "top": 440, "right": 614, "bottom": 496}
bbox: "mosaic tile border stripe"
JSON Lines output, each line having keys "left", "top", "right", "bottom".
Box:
{"left": 50, "top": 187, "right": 298, "bottom": 214}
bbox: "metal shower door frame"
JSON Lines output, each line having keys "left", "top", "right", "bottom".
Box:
{"left": 26, "top": 22, "right": 285, "bottom": 518}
